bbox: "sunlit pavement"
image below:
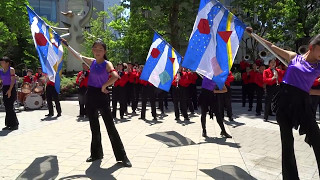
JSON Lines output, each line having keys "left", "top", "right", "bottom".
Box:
{"left": 0, "top": 101, "right": 319, "bottom": 180}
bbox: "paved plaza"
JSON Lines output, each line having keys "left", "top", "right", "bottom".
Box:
{"left": 0, "top": 100, "right": 319, "bottom": 180}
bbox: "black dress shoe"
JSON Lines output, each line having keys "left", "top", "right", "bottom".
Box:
{"left": 2, "top": 126, "right": 10, "bottom": 130}
{"left": 86, "top": 156, "right": 103, "bottom": 162}
{"left": 57, "top": 113, "right": 61, "bottom": 117}
{"left": 248, "top": 108, "right": 252, "bottom": 111}
{"left": 175, "top": 117, "right": 180, "bottom": 120}
{"left": 9, "top": 126, "right": 18, "bottom": 131}
{"left": 256, "top": 113, "right": 261, "bottom": 116}
{"left": 153, "top": 117, "right": 157, "bottom": 121}
{"left": 229, "top": 117, "right": 234, "bottom": 121}
{"left": 184, "top": 117, "right": 190, "bottom": 121}
{"left": 45, "top": 114, "right": 53, "bottom": 117}
{"left": 220, "top": 131, "right": 232, "bottom": 138}
{"left": 202, "top": 129, "right": 207, "bottom": 137}
{"left": 139, "top": 117, "right": 145, "bottom": 120}
{"left": 122, "top": 156, "right": 132, "bottom": 167}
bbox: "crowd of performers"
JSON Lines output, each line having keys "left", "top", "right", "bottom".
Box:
{"left": 1, "top": 30, "right": 320, "bottom": 178}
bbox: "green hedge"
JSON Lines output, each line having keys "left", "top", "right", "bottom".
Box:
{"left": 60, "top": 75, "right": 78, "bottom": 98}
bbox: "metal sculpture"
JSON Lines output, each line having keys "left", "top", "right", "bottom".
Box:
{"left": 52, "top": 0, "right": 93, "bottom": 71}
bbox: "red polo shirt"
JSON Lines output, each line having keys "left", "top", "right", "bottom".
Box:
{"left": 76, "top": 70, "right": 90, "bottom": 88}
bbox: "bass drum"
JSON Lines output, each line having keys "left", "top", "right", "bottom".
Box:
{"left": 24, "top": 94, "right": 43, "bottom": 110}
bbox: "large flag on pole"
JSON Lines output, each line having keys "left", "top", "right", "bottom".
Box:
{"left": 140, "top": 32, "right": 182, "bottom": 92}
{"left": 182, "top": 0, "right": 246, "bottom": 89}
{"left": 26, "top": 5, "right": 64, "bottom": 93}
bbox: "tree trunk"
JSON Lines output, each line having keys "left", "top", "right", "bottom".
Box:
{"left": 169, "top": 1, "right": 180, "bottom": 51}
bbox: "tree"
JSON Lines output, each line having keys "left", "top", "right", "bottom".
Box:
{"left": 82, "top": 5, "right": 129, "bottom": 64}
{"left": 0, "top": 0, "right": 39, "bottom": 73}
{"left": 124, "top": 0, "right": 199, "bottom": 63}
{"left": 233, "top": 0, "right": 320, "bottom": 58}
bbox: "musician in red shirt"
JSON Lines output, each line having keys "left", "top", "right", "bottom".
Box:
{"left": 171, "top": 67, "right": 189, "bottom": 121}
{"left": 263, "top": 59, "right": 282, "bottom": 121}
{"left": 138, "top": 65, "right": 157, "bottom": 120}
{"left": 23, "top": 69, "right": 34, "bottom": 84}
{"left": 241, "top": 66, "right": 251, "bottom": 107}
{"left": 240, "top": 59, "right": 250, "bottom": 73}
{"left": 112, "top": 63, "right": 128, "bottom": 119}
{"left": 247, "top": 63, "right": 258, "bottom": 111}
{"left": 255, "top": 65, "right": 265, "bottom": 116}
{"left": 45, "top": 79, "right": 61, "bottom": 117}
{"left": 76, "top": 63, "right": 90, "bottom": 117}
{"left": 187, "top": 70, "right": 198, "bottom": 111}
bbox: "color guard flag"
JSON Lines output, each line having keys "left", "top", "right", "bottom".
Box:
{"left": 182, "top": 0, "right": 246, "bottom": 89}
{"left": 26, "top": 5, "right": 64, "bottom": 93}
{"left": 140, "top": 32, "right": 182, "bottom": 92}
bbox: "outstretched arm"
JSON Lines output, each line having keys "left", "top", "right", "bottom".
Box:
{"left": 61, "top": 38, "right": 93, "bottom": 67}
{"left": 246, "top": 27, "right": 297, "bottom": 63}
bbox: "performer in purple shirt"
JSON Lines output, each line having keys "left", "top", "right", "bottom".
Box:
{"left": 199, "top": 77, "right": 232, "bottom": 138}
{"left": 62, "top": 39, "right": 132, "bottom": 167}
{"left": 0, "top": 57, "right": 19, "bottom": 131}
{"left": 247, "top": 27, "right": 320, "bottom": 179}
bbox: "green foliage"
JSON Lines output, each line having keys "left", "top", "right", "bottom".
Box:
{"left": 233, "top": 0, "right": 320, "bottom": 57}
{"left": 60, "top": 75, "right": 78, "bottom": 97}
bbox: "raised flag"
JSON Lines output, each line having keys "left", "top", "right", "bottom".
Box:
{"left": 140, "top": 32, "right": 182, "bottom": 92}
{"left": 182, "top": 0, "right": 246, "bottom": 89}
{"left": 26, "top": 5, "right": 64, "bottom": 93}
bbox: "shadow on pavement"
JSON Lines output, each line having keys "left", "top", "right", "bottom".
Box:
{"left": 224, "top": 120, "right": 246, "bottom": 128}
{"left": 59, "top": 160, "right": 122, "bottom": 180}
{"left": 114, "top": 118, "right": 131, "bottom": 124}
{"left": 16, "top": 155, "right": 59, "bottom": 180}
{"left": 147, "top": 131, "right": 196, "bottom": 147}
{"left": 41, "top": 116, "right": 58, "bottom": 121}
{"left": 175, "top": 119, "right": 195, "bottom": 126}
{"left": 142, "top": 118, "right": 163, "bottom": 126}
{"left": 200, "top": 165, "right": 257, "bottom": 180}
{"left": 0, "top": 130, "right": 13, "bottom": 136}
{"left": 199, "top": 137, "right": 241, "bottom": 148}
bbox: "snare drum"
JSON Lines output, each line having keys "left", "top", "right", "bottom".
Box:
{"left": 33, "top": 85, "right": 44, "bottom": 94}
{"left": 21, "top": 82, "right": 32, "bottom": 94}
{"left": 24, "top": 93, "right": 43, "bottom": 109}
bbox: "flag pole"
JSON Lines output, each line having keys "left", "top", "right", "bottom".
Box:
{"left": 251, "top": 33, "right": 288, "bottom": 67}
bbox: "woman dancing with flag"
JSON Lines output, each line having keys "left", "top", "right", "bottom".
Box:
{"left": 247, "top": 27, "right": 320, "bottom": 179}
{"left": 61, "top": 39, "right": 132, "bottom": 167}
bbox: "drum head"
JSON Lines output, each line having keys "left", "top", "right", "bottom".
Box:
{"left": 21, "top": 82, "right": 31, "bottom": 94}
{"left": 24, "top": 94, "right": 43, "bottom": 109}
{"left": 34, "top": 86, "right": 44, "bottom": 93}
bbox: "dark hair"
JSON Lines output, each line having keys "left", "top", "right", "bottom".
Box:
{"left": 1, "top": 56, "right": 13, "bottom": 66}
{"left": 27, "top": 69, "right": 33, "bottom": 73}
{"left": 92, "top": 39, "right": 108, "bottom": 60}
{"left": 309, "top": 34, "right": 320, "bottom": 48}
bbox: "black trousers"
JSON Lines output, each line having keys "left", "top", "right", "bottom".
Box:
{"left": 46, "top": 85, "right": 61, "bottom": 115}
{"left": 3, "top": 85, "right": 19, "bottom": 127}
{"left": 189, "top": 84, "right": 198, "bottom": 110}
{"left": 131, "top": 83, "right": 140, "bottom": 112}
{"left": 141, "top": 85, "right": 156, "bottom": 119}
{"left": 86, "top": 86, "right": 127, "bottom": 161}
{"left": 78, "top": 87, "right": 87, "bottom": 116}
{"left": 224, "top": 86, "right": 233, "bottom": 118}
{"left": 199, "top": 89, "right": 214, "bottom": 130}
{"left": 264, "top": 84, "right": 279, "bottom": 119}
{"left": 126, "top": 82, "right": 134, "bottom": 106}
{"left": 214, "top": 93, "right": 227, "bottom": 133}
{"left": 157, "top": 89, "right": 167, "bottom": 114}
{"left": 112, "top": 86, "right": 127, "bottom": 118}
{"left": 255, "top": 86, "right": 264, "bottom": 114}
{"left": 277, "top": 114, "right": 320, "bottom": 179}
{"left": 242, "top": 84, "right": 249, "bottom": 107}
{"left": 171, "top": 86, "right": 188, "bottom": 119}
{"left": 247, "top": 83, "right": 256, "bottom": 109}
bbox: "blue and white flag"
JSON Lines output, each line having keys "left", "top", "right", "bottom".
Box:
{"left": 140, "top": 32, "right": 182, "bottom": 92}
{"left": 26, "top": 5, "right": 64, "bottom": 93}
{"left": 182, "top": 0, "right": 246, "bottom": 89}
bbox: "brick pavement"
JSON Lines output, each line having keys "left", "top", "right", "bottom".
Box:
{"left": 0, "top": 101, "right": 319, "bottom": 180}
